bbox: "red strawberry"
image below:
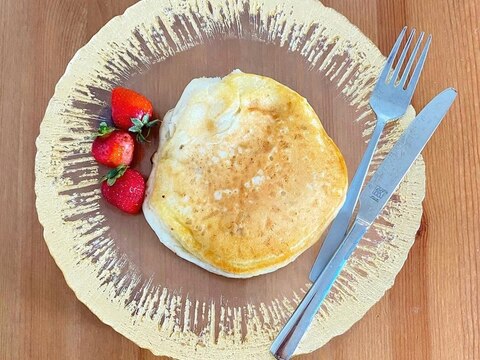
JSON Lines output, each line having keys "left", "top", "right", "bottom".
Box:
{"left": 101, "top": 165, "right": 145, "bottom": 214}
{"left": 91, "top": 122, "right": 134, "bottom": 168}
{"left": 111, "top": 87, "right": 159, "bottom": 141}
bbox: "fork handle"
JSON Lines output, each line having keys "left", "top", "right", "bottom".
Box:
{"left": 308, "top": 116, "right": 387, "bottom": 281}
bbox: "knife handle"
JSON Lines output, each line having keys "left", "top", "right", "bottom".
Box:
{"left": 271, "top": 221, "right": 368, "bottom": 360}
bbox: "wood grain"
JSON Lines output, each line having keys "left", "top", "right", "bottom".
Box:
{"left": 0, "top": 0, "right": 478, "bottom": 359}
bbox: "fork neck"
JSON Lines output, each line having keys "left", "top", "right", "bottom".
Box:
{"left": 371, "top": 114, "right": 390, "bottom": 139}
{"left": 367, "top": 116, "right": 385, "bottom": 144}
{"left": 375, "top": 113, "right": 391, "bottom": 127}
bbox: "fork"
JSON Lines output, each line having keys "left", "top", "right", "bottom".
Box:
{"left": 271, "top": 27, "right": 432, "bottom": 360}
{"left": 308, "top": 26, "right": 432, "bottom": 282}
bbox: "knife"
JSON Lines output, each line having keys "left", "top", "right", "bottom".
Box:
{"left": 308, "top": 87, "right": 457, "bottom": 282}
{"left": 271, "top": 88, "right": 457, "bottom": 360}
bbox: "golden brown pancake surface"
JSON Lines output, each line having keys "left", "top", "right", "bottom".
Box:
{"left": 144, "top": 71, "right": 347, "bottom": 277}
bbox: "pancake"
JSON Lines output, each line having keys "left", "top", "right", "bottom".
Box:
{"left": 143, "top": 70, "right": 348, "bottom": 278}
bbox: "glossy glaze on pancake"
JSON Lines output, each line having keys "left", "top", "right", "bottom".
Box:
{"left": 143, "top": 70, "right": 347, "bottom": 278}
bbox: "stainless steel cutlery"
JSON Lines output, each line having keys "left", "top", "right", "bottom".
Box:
{"left": 309, "top": 27, "right": 432, "bottom": 282}
{"left": 271, "top": 27, "right": 457, "bottom": 360}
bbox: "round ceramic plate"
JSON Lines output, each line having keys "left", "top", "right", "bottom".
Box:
{"left": 35, "top": 0, "right": 425, "bottom": 358}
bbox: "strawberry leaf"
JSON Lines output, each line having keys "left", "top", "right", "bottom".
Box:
{"left": 131, "top": 118, "right": 143, "bottom": 127}
{"left": 96, "top": 122, "right": 116, "bottom": 137}
{"left": 136, "top": 132, "right": 148, "bottom": 143}
{"left": 127, "top": 114, "right": 159, "bottom": 142}
{"left": 145, "top": 119, "right": 160, "bottom": 128}
{"left": 102, "top": 165, "right": 128, "bottom": 186}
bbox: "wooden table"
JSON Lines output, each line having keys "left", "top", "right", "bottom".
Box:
{"left": 1, "top": 0, "right": 478, "bottom": 359}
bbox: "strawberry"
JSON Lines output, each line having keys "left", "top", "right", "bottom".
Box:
{"left": 101, "top": 165, "right": 145, "bottom": 214}
{"left": 111, "top": 87, "right": 159, "bottom": 141}
{"left": 91, "top": 122, "right": 134, "bottom": 168}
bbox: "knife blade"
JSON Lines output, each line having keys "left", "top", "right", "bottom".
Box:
{"left": 308, "top": 87, "right": 458, "bottom": 282}
{"left": 271, "top": 88, "right": 457, "bottom": 360}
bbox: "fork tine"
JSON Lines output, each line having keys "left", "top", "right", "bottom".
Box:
{"left": 377, "top": 26, "right": 407, "bottom": 84}
{"left": 391, "top": 28, "right": 416, "bottom": 84}
{"left": 406, "top": 34, "right": 432, "bottom": 91}
{"left": 399, "top": 32, "right": 425, "bottom": 87}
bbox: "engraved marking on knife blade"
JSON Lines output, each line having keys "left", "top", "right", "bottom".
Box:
{"left": 370, "top": 186, "right": 388, "bottom": 202}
